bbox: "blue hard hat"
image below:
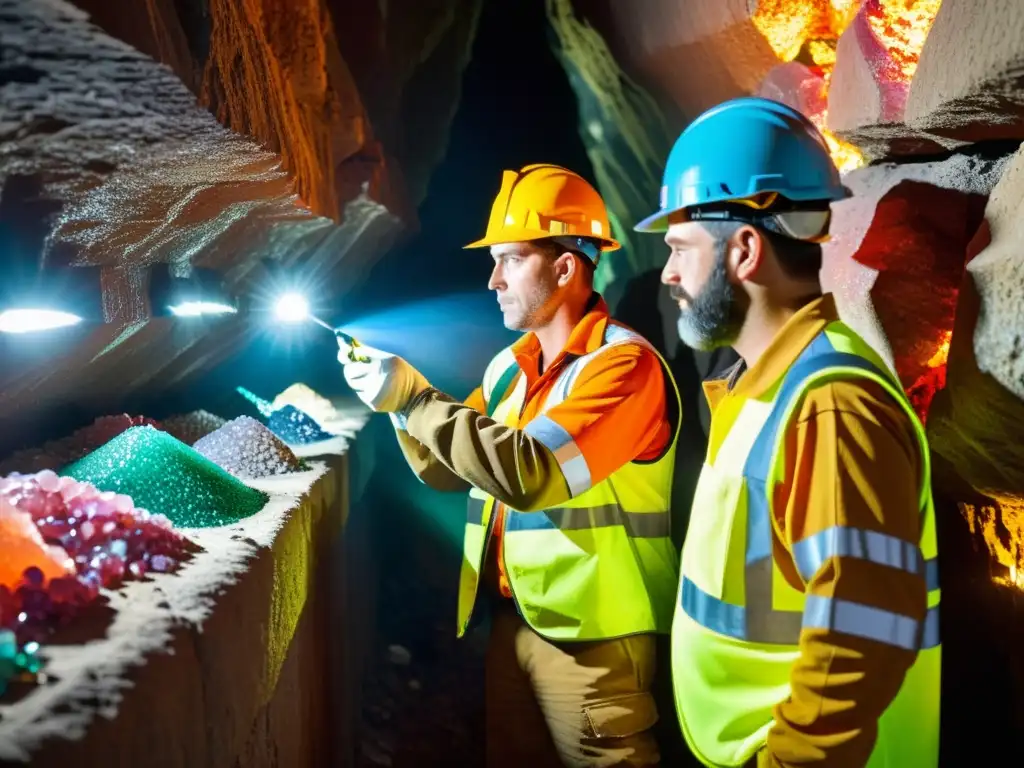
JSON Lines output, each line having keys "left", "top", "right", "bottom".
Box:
{"left": 635, "top": 97, "right": 851, "bottom": 233}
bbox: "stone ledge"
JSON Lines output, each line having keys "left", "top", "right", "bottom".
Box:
{"left": 0, "top": 408, "right": 369, "bottom": 767}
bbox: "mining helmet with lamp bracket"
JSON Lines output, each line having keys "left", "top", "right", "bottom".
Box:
{"left": 464, "top": 163, "right": 619, "bottom": 265}
{"left": 635, "top": 96, "right": 852, "bottom": 241}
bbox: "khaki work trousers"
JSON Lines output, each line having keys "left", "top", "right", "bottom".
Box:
{"left": 485, "top": 600, "right": 661, "bottom": 768}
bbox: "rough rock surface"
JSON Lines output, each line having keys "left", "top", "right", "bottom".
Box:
{"left": 832, "top": 0, "right": 1024, "bottom": 160}
{"left": 929, "top": 142, "right": 1024, "bottom": 500}
{"left": 969, "top": 147, "right": 1024, "bottom": 400}
{"left": 0, "top": 0, "right": 478, "bottom": 455}
{"left": 822, "top": 150, "right": 1010, "bottom": 388}
{"left": 915, "top": 150, "right": 1024, "bottom": 755}
{"left": 574, "top": 0, "right": 780, "bottom": 118}
{"left": 331, "top": 0, "right": 483, "bottom": 212}
{"left": 546, "top": 0, "right": 678, "bottom": 307}
{"left": 828, "top": 1, "right": 943, "bottom": 148}
{"left": 905, "top": 0, "right": 1024, "bottom": 146}
{"left": 757, "top": 61, "right": 829, "bottom": 123}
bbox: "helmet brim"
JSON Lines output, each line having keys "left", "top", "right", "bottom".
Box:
{"left": 633, "top": 183, "right": 855, "bottom": 235}
{"left": 633, "top": 209, "right": 672, "bottom": 234}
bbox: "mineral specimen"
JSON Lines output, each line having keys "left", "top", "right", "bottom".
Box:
{"left": 60, "top": 426, "right": 269, "bottom": 527}
{"left": 0, "top": 469, "right": 200, "bottom": 644}
{"left": 272, "top": 383, "right": 337, "bottom": 426}
{"left": 0, "top": 629, "right": 45, "bottom": 695}
{"left": 1, "top": 470, "right": 197, "bottom": 588}
{"left": 0, "top": 414, "right": 160, "bottom": 474}
{"left": 267, "top": 405, "right": 334, "bottom": 445}
{"left": 0, "top": 497, "right": 73, "bottom": 588}
{"left": 193, "top": 416, "right": 306, "bottom": 478}
{"left": 160, "top": 410, "right": 228, "bottom": 445}
{"left": 0, "top": 568, "right": 96, "bottom": 646}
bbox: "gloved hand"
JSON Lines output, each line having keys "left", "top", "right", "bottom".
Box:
{"left": 338, "top": 338, "right": 430, "bottom": 414}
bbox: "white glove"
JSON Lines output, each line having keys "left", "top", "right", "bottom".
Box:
{"left": 338, "top": 339, "right": 430, "bottom": 415}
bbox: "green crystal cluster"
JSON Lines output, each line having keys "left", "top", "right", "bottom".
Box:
{"left": 0, "top": 629, "right": 43, "bottom": 695}
{"left": 61, "top": 426, "right": 269, "bottom": 528}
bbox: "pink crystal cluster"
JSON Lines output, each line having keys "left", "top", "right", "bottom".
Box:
{"left": 0, "top": 414, "right": 160, "bottom": 474}
{"left": 0, "top": 470, "right": 196, "bottom": 645}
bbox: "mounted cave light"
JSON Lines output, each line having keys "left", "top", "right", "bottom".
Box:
{"left": 0, "top": 267, "right": 102, "bottom": 335}
{"left": 0, "top": 308, "right": 82, "bottom": 334}
{"left": 150, "top": 264, "right": 238, "bottom": 319}
{"left": 169, "top": 301, "right": 237, "bottom": 317}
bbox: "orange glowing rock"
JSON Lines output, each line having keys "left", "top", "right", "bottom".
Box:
{"left": 0, "top": 497, "right": 73, "bottom": 588}
{"left": 864, "top": 0, "right": 943, "bottom": 82}
{"left": 751, "top": 1, "right": 867, "bottom": 171}
{"left": 751, "top": 0, "right": 862, "bottom": 62}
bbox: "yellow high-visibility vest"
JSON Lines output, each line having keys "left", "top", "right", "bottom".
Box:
{"left": 673, "top": 321, "right": 941, "bottom": 767}
{"left": 458, "top": 323, "right": 682, "bottom": 641}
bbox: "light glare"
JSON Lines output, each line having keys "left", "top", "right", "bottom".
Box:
{"left": 168, "top": 301, "right": 238, "bottom": 317}
{"left": 275, "top": 293, "right": 310, "bottom": 323}
{"left": 0, "top": 309, "right": 83, "bottom": 334}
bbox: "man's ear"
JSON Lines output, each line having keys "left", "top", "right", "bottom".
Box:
{"left": 554, "top": 251, "right": 576, "bottom": 287}
{"left": 730, "top": 225, "right": 765, "bottom": 283}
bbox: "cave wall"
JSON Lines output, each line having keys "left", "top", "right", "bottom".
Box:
{"left": 553, "top": 0, "right": 1024, "bottom": 755}
{"left": 0, "top": 0, "right": 480, "bottom": 455}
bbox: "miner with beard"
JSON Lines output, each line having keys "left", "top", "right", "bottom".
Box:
{"left": 636, "top": 97, "right": 941, "bottom": 768}
{"left": 338, "top": 163, "right": 682, "bottom": 767}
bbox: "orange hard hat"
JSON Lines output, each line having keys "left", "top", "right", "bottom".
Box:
{"left": 463, "top": 164, "right": 620, "bottom": 251}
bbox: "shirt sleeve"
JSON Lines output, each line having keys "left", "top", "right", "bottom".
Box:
{"left": 522, "top": 344, "right": 671, "bottom": 495}
{"left": 391, "top": 385, "right": 487, "bottom": 492}
{"left": 402, "top": 344, "right": 671, "bottom": 511}
{"left": 762, "top": 379, "right": 927, "bottom": 767}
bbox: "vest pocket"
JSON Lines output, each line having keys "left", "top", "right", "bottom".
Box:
{"left": 583, "top": 691, "right": 658, "bottom": 739}
{"left": 682, "top": 463, "right": 747, "bottom": 600}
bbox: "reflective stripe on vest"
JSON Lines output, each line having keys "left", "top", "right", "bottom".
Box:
{"left": 680, "top": 339, "right": 940, "bottom": 651}
{"left": 468, "top": 495, "right": 671, "bottom": 538}
{"left": 457, "top": 322, "right": 681, "bottom": 640}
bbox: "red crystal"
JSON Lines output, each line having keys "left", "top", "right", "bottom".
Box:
{"left": 0, "top": 470, "right": 198, "bottom": 644}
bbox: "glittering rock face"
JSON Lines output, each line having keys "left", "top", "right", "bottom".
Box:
{"left": 193, "top": 416, "right": 306, "bottom": 479}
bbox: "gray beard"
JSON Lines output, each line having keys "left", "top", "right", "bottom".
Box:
{"left": 675, "top": 241, "right": 745, "bottom": 351}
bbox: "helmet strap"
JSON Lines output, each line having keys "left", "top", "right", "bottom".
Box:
{"left": 686, "top": 205, "right": 832, "bottom": 243}
{"left": 551, "top": 235, "right": 602, "bottom": 266}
